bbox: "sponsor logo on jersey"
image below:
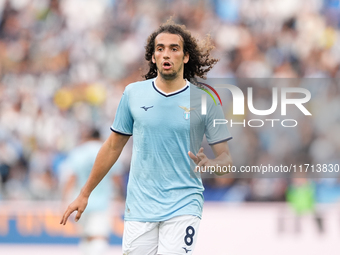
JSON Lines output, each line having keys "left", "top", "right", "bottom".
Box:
{"left": 141, "top": 106, "right": 154, "bottom": 111}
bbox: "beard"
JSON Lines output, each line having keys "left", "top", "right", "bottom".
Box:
{"left": 158, "top": 62, "right": 183, "bottom": 80}
{"left": 159, "top": 70, "right": 178, "bottom": 80}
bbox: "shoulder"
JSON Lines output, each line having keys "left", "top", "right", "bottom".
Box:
{"left": 189, "top": 83, "right": 204, "bottom": 96}
{"left": 189, "top": 82, "right": 218, "bottom": 106}
{"left": 124, "top": 79, "right": 154, "bottom": 94}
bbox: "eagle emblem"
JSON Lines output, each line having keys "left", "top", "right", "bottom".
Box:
{"left": 179, "top": 106, "right": 195, "bottom": 120}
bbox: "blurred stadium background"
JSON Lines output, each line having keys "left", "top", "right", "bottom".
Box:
{"left": 0, "top": 0, "right": 340, "bottom": 254}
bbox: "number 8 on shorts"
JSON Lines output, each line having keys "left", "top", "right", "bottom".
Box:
{"left": 184, "top": 226, "right": 195, "bottom": 246}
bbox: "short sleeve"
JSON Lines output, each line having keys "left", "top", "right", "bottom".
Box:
{"left": 111, "top": 89, "right": 133, "bottom": 136}
{"left": 205, "top": 103, "right": 232, "bottom": 145}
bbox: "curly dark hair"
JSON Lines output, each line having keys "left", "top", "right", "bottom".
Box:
{"left": 143, "top": 20, "right": 219, "bottom": 80}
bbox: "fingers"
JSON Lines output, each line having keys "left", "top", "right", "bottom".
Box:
{"left": 189, "top": 147, "right": 210, "bottom": 172}
{"left": 188, "top": 151, "right": 198, "bottom": 163}
{"left": 197, "top": 157, "right": 209, "bottom": 167}
{"left": 198, "top": 147, "right": 204, "bottom": 154}
{"left": 60, "top": 206, "right": 82, "bottom": 225}
{"left": 189, "top": 147, "right": 203, "bottom": 157}
{"left": 60, "top": 208, "right": 73, "bottom": 225}
{"left": 197, "top": 148, "right": 204, "bottom": 161}
{"left": 196, "top": 148, "right": 207, "bottom": 167}
{"left": 60, "top": 196, "right": 88, "bottom": 225}
{"left": 75, "top": 209, "right": 83, "bottom": 222}
{"left": 195, "top": 157, "right": 209, "bottom": 172}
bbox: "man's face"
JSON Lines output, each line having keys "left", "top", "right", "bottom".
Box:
{"left": 152, "top": 33, "right": 189, "bottom": 80}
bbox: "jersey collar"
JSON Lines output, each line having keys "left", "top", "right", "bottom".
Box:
{"left": 152, "top": 78, "right": 189, "bottom": 97}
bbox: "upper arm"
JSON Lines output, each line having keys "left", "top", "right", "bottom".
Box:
{"left": 107, "top": 131, "right": 130, "bottom": 152}
{"left": 205, "top": 103, "right": 232, "bottom": 146}
{"left": 93, "top": 132, "right": 130, "bottom": 174}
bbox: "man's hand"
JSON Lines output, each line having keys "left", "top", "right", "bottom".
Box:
{"left": 60, "top": 193, "right": 89, "bottom": 225}
{"left": 188, "top": 147, "right": 212, "bottom": 171}
{"left": 188, "top": 141, "right": 232, "bottom": 175}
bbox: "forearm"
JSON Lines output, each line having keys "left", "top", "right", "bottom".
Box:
{"left": 80, "top": 133, "right": 129, "bottom": 197}
{"left": 210, "top": 141, "right": 233, "bottom": 176}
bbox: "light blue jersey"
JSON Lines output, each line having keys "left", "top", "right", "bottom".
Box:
{"left": 64, "top": 140, "right": 123, "bottom": 212}
{"left": 111, "top": 78, "right": 231, "bottom": 222}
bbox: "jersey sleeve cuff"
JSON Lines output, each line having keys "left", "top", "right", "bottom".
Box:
{"left": 208, "top": 137, "right": 232, "bottom": 145}
{"left": 110, "top": 127, "right": 132, "bottom": 136}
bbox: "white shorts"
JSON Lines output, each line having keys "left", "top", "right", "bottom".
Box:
{"left": 122, "top": 215, "right": 200, "bottom": 255}
{"left": 78, "top": 211, "right": 111, "bottom": 238}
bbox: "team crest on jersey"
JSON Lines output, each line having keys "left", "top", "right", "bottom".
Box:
{"left": 179, "top": 106, "right": 195, "bottom": 120}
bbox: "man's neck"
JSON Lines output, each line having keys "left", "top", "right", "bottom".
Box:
{"left": 155, "top": 75, "right": 187, "bottom": 94}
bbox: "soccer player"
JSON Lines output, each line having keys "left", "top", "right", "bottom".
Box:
{"left": 60, "top": 20, "right": 233, "bottom": 254}
{"left": 60, "top": 128, "right": 124, "bottom": 255}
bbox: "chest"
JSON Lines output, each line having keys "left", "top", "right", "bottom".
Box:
{"left": 129, "top": 93, "right": 197, "bottom": 133}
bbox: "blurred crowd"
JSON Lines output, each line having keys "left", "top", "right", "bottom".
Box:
{"left": 0, "top": 0, "right": 340, "bottom": 208}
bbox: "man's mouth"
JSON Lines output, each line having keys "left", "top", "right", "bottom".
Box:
{"left": 162, "top": 61, "right": 172, "bottom": 70}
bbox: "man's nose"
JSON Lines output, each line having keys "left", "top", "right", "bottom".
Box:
{"left": 162, "top": 48, "right": 170, "bottom": 59}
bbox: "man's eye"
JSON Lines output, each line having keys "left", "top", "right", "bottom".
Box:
{"left": 172, "top": 48, "right": 178, "bottom": 51}
{"left": 157, "top": 48, "right": 163, "bottom": 51}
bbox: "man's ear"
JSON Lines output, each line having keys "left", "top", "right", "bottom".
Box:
{"left": 152, "top": 54, "right": 156, "bottom": 64}
{"left": 184, "top": 53, "right": 189, "bottom": 64}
